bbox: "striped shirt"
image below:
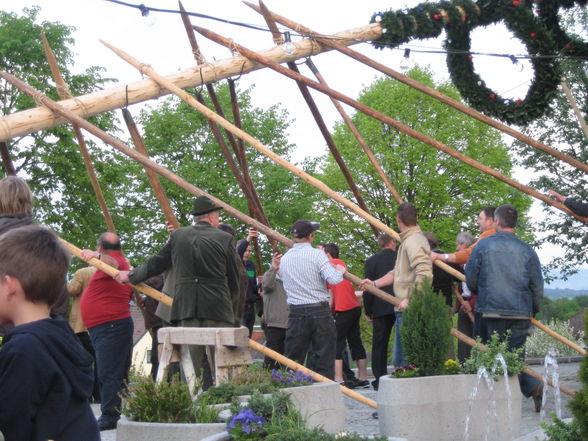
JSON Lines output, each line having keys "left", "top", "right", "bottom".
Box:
{"left": 280, "top": 242, "right": 344, "bottom": 305}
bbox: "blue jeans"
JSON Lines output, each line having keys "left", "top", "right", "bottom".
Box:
{"left": 393, "top": 311, "right": 405, "bottom": 367}
{"left": 89, "top": 317, "right": 133, "bottom": 424}
{"left": 285, "top": 303, "right": 336, "bottom": 379}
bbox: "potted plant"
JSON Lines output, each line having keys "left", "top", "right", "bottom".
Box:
{"left": 377, "top": 282, "right": 524, "bottom": 441}
{"left": 199, "top": 364, "right": 345, "bottom": 434}
{"left": 201, "top": 392, "right": 390, "bottom": 441}
{"left": 116, "top": 376, "right": 226, "bottom": 441}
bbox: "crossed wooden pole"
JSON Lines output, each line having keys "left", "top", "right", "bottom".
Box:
{"left": 0, "top": 71, "right": 576, "bottom": 403}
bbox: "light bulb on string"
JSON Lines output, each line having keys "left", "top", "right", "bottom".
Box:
{"left": 510, "top": 55, "right": 524, "bottom": 73}
{"left": 139, "top": 4, "right": 156, "bottom": 27}
{"left": 283, "top": 31, "right": 296, "bottom": 56}
{"left": 399, "top": 48, "right": 413, "bottom": 73}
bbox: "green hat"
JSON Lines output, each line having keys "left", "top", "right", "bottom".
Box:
{"left": 191, "top": 196, "right": 222, "bottom": 216}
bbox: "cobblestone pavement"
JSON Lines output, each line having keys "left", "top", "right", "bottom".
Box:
{"left": 95, "top": 361, "right": 580, "bottom": 441}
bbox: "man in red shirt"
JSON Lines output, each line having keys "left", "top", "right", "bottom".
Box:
{"left": 80, "top": 232, "right": 133, "bottom": 431}
{"left": 324, "top": 243, "right": 369, "bottom": 387}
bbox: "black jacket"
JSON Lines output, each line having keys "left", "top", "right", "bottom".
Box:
{"left": 0, "top": 318, "right": 99, "bottom": 441}
{"left": 363, "top": 248, "right": 397, "bottom": 318}
{"left": 237, "top": 239, "right": 260, "bottom": 304}
{"left": 431, "top": 248, "right": 463, "bottom": 306}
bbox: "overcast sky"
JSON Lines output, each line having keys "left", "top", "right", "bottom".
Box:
{"left": 4, "top": 0, "right": 577, "bottom": 269}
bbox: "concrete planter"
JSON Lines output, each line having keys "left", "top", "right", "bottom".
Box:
{"left": 281, "top": 382, "right": 345, "bottom": 434}
{"left": 377, "top": 374, "right": 521, "bottom": 441}
{"left": 236, "top": 382, "right": 345, "bottom": 434}
{"left": 200, "top": 431, "right": 408, "bottom": 441}
{"left": 116, "top": 416, "right": 226, "bottom": 441}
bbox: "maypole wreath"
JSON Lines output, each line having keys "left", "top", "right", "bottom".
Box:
{"left": 370, "top": 0, "right": 588, "bottom": 125}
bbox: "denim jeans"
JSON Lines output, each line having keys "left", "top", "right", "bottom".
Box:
{"left": 393, "top": 311, "right": 405, "bottom": 367}
{"left": 88, "top": 317, "right": 133, "bottom": 424}
{"left": 474, "top": 313, "right": 540, "bottom": 398}
{"left": 285, "top": 303, "right": 336, "bottom": 379}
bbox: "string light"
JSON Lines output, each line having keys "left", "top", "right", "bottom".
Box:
{"left": 399, "top": 48, "right": 413, "bottom": 72}
{"left": 101, "top": 0, "right": 586, "bottom": 63}
{"left": 283, "top": 31, "right": 296, "bottom": 56}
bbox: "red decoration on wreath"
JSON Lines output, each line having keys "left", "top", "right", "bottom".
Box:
{"left": 468, "top": 55, "right": 473, "bottom": 60}
{"left": 530, "top": 32, "right": 536, "bottom": 38}
{"left": 512, "top": 1, "right": 519, "bottom": 5}
{"left": 565, "top": 44, "right": 571, "bottom": 49}
{"left": 516, "top": 99, "right": 522, "bottom": 104}
{"left": 433, "top": 13, "right": 441, "bottom": 20}
{"left": 490, "top": 93, "right": 496, "bottom": 99}
{"left": 461, "top": 16, "right": 466, "bottom": 22}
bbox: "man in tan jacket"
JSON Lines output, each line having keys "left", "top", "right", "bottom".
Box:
{"left": 67, "top": 265, "right": 99, "bottom": 402}
{"left": 361, "top": 203, "right": 432, "bottom": 367}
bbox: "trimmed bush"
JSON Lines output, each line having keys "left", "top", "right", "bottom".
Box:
{"left": 525, "top": 319, "right": 585, "bottom": 358}
{"left": 400, "top": 280, "right": 452, "bottom": 376}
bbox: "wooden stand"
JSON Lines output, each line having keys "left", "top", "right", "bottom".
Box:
{"left": 156, "top": 327, "right": 253, "bottom": 396}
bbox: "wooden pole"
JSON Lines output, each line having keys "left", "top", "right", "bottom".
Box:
{"left": 191, "top": 24, "right": 585, "bottom": 224}
{"left": 121, "top": 108, "right": 180, "bottom": 230}
{"left": 101, "top": 39, "right": 587, "bottom": 357}
{"left": 452, "top": 285, "right": 474, "bottom": 323}
{"left": 244, "top": 2, "right": 588, "bottom": 176}
{"left": 59, "top": 237, "right": 172, "bottom": 307}
{"left": 0, "top": 23, "right": 381, "bottom": 141}
{"left": 11, "top": 70, "right": 567, "bottom": 402}
{"left": 306, "top": 58, "right": 404, "bottom": 205}
{"left": 247, "top": 339, "right": 377, "bottom": 408}
{"left": 0, "top": 141, "right": 16, "bottom": 175}
{"left": 561, "top": 81, "right": 588, "bottom": 140}
{"left": 256, "top": 1, "right": 378, "bottom": 238}
{"left": 179, "top": 2, "right": 278, "bottom": 255}
{"left": 41, "top": 32, "right": 117, "bottom": 233}
{"left": 6, "top": 70, "right": 583, "bottom": 362}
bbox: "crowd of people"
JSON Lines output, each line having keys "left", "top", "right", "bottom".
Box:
{"left": 0, "top": 174, "right": 584, "bottom": 440}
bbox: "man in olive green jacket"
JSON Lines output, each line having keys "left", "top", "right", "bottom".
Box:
{"left": 115, "top": 196, "right": 241, "bottom": 378}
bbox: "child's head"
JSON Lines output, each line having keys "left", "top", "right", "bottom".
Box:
{"left": 0, "top": 225, "right": 70, "bottom": 323}
{"left": 0, "top": 176, "right": 33, "bottom": 216}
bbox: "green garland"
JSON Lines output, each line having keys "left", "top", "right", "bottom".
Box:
{"left": 371, "top": 0, "right": 588, "bottom": 126}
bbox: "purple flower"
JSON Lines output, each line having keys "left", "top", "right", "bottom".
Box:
{"left": 227, "top": 408, "right": 265, "bottom": 438}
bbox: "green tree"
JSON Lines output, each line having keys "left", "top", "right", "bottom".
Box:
{"left": 0, "top": 7, "right": 129, "bottom": 259}
{"left": 136, "top": 83, "right": 317, "bottom": 265}
{"left": 511, "top": 6, "right": 588, "bottom": 278}
{"left": 314, "top": 67, "right": 531, "bottom": 274}
{"left": 538, "top": 297, "right": 581, "bottom": 322}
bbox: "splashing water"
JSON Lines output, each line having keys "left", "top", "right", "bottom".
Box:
{"left": 541, "top": 348, "right": 562, "bottom": 421}
{"left": 464, "top": 366, "right": 497, "bottom": 441}
{"left": 492, "top": 354, "right": 514, "bottom": 440}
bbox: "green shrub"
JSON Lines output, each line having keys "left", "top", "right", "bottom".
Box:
{"left": 525, "top": 319, "right": 585, "bottom": 358}
{"left": 197, "top": 381, "right": 276, "bottom": 405}
{"left": 461, "top": 332, "right": 525, "bottom": 380}
{"left": 121, "top": 376, "right": 220, "bottom": 423}
{"left": 540, "top": 414, "right": 581, "bottom": 441}
{"left": 400, "top": 280, "right": 452, "bottom": 376}
{"left": 570, "top": 309, "right": 588, "bottom": 439}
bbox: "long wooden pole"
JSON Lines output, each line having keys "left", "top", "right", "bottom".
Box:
{"left": 5, "top": 71, "right": 582, "bottom": 378}
{"left": 0, "top": 141, "right": 16, "bottom": 176}
{"left": 0, "top": 23, "right": 381, "bottom": 142}
{"left": 41, "top": 32, "right": 117, "bottom": 233}
{"left": 561, "top": 81, "right": 588, "bottom": 140}
{"left": 100, "top": 39, "right": 586, "bottom": 357}
{"left": 192, "top": 24, "right": 585, "bottom": 225}
{"left": 255, "top": 1, "right": 378, "bottom": 238}
{"left": 179, "top": 2, "right": 278, "bottom": 256}
{"left": 121, "top": 108, "right": 180, "bottom": 230}
{"left": 306, "top": 58, "right": 404, "bottom": 205}
{"left": 244, "top": 2, "right": 588, "bottom": 176}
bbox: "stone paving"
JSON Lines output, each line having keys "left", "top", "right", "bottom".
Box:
{"left": 96, "top": 360, "right": 580, "bottom": 441}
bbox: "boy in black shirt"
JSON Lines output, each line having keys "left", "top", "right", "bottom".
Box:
{"left": 0, "top": 225, "right": 99, "bottom": 441}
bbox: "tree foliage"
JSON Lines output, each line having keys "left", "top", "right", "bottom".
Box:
{"left": 0, "top": 6, "right": 126, "bottom": 260}
{"left": 313, "top": 66, "right": 531, "bottom": 274}
{"left": 511, "top": 6, "right": 588, "bottom": 278}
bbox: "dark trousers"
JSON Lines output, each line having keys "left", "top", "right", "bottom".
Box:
{"left": 149, "top": 326, "right": 161, "bottom": 381}
{"left": 457, "top": 309, "right": 473, "bottom": 363}
{"left": 342, "top": 346, "right": 357, "bottom": 381}
{"left": 285, "top": 303, "right": 336, "bottom": 379}
{"left": 263, "top": 326, "right": 287, "bottom": 370}
{"left": 335, "top": 307, "right": 367, "bottom": 360}
{"left": 243, "top": 302, "right": 256, "bottom": 338}
{"left": 88, "top": 317, "right": 133, "bottom": 424}
{"left": 474, "top": 313, "right": 539, "bottom": 398}
{"left": 371, "top": 314, "right": 396, "bottom": 385}
{"left": 76, "top": 331, "right": 101, "bottom": 402}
